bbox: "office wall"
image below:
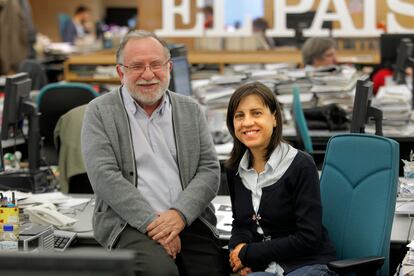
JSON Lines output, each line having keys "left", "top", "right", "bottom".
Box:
{"left": 30, "top": 0, "right": 414, "bottom": 44}
{"left": 29, "top": 0, "right": 100, "bottom": 42}
{"left": 29, "top": 0, "right": 136, "bottom": 42}
{"left": 135, "top": 0, "right": 194, "bottom": 48}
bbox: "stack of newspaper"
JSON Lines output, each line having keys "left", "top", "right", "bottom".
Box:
{"left": 309, "top": 65, "right": 359, "bottom": 111}
{"left": 372, "top": 85, "right": 412, "bottom": 126}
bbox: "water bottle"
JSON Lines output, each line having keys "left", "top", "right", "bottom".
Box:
{"left": 0, "top": 224, "right": 18, "bottom": 251}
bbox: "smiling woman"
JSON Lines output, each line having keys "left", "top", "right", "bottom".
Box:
{"left": 225, "top": 82, "right": 283, "bottom": 170}
{"left": 224, "top": 81, "right": 337, "bottom": 276}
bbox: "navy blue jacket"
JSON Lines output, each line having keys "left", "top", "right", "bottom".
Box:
{"left": 227, "top": 151, "right": 336, "bottom": 273}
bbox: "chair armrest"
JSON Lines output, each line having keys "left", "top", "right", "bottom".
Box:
{"left": 327, "top": 256, "right": 384, "bottom": 275}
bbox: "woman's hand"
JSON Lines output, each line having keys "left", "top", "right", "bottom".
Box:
{"left": 229, "top": 243, "right": 246, "bottom": 272}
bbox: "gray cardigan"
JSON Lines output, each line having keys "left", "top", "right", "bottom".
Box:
{"left": 81, "top": 88, "right": 220, "bottom": 250}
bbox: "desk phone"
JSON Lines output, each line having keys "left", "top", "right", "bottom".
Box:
{"left": 24, "top": 202, "right": 78, "bottom": 229}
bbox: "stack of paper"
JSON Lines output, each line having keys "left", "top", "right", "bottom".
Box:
{"left": 372, "top": 85, "right": 412, "bottom": 126}
{"left": 210, "top": 74, "right": 247, "bottom": 85}
{"left": 310, "top": 66, "right": 358, "bottom": 94}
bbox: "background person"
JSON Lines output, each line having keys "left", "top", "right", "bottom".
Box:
{"left": 301, "top": 37, "right": 337, "bottom": 68}
{"left": 202, "top": 5, "right": 214, "bottom": 29}
{"left": 252, "top": 17, "right": 274, "bottom": 50}
{"left": 81, "top": 30, "right": 228, "bottom": 276}
{"left": 225, "top": 82, "right": 336, "bottom": 276}
{"left": 62, "top": 5, "right": 93, "bottom": 44}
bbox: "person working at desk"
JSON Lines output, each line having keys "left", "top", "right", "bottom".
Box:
{"left": 225, "top": 82, "right": 336, "bottom": 276}
{"left": 62, "top": 5, "right": 92, "bottom": 44}
{"left": 301, "top": 37, "right": 337, "bottom": 69}
{"left": 252, "top": 17, "right": 275, "bottom": 50}
{"left": 81, "top": 30, "right": 228, "bottom": 276}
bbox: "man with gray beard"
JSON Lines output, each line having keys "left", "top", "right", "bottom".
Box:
{"left": 81, "top": 30, "right": 228, "bottom": 276}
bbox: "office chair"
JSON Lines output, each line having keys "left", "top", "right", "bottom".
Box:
{"left": 36, "top": 82, "right": 99, "bottom": 165}
{"left": 18, "top": 59, "right": 48, "bottom": 90}
{"left": 320, "top": 134, "right": 399, "bottom": 276}
{"left": 54, "top": 105, "right": 92, "bottom": 194}
{"left": 58, "top": 13, "right": 71, "bottom": 41}
{"left": 292, "top": 85, "right": 313, "bottom": 154}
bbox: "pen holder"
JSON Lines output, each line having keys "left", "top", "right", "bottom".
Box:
{"left": 0, "top": 207, "right": 19, "bottom": 239}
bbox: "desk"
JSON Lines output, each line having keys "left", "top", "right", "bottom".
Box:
{"left": 282, "top": 123, "right": 414, "bottom": 175}
{"left": 66, "top": 193, "right": 414, "bottom": 275}
{"left": 64, "top": 194, "right": 95, "bottom": 246}
{"left": 70, "top": 195, "right": 231, "bottom": 245}
{"left": 394, "top": 201, "right": 414, "bottom": 244}
{"left": 189, "top": 49, "right": 379, "bottom": 73}
{"left": 67, "top": 194, "right": 414, "bottom": 245}
{"left": 1, "top": 137, "right": 25, "bottom": 148}
{"left": 63, "top": 49, "right": 380, "bottom": 82}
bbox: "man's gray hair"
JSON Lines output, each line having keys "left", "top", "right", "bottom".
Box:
{"left": 301, "top": 37, "right": 336, "bottom": 66}
{"left": 116, "top": 30, "right": 171, "bottom": 64}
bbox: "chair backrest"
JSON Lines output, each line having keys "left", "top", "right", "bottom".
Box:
{"left": 36, "top": 82, "right": 98, "bottom": 164}
{"left": 18, "top": 59, "right": 48, "bottom": 90}
{"left": 292, "top": 85, "right": 313, "bottom": 154}
{"left": 58, "top": 14, "right": 71, "bottom": 41}
{"left": 320, "top": 134, "right": 399, "bottom": 276}
{"left": 54, "top": 105, "right": 91, "bottom": 194}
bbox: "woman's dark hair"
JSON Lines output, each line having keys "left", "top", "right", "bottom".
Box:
{"left": 225, "top": 81, "right": 283, "bottom": 170}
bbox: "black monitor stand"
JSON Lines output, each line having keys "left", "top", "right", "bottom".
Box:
{"left": 0, "top": 102, "right": 52, "bottom": 193}
{"left": 367, "top": 105, "right": 383, "bottom": 136}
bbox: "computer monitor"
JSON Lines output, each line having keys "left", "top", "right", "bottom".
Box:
{"left": 393, "top": 38, "right": 413, "bottom": 84}
{"left": 168, "top": 44, "right": 187, "bottom": 58}
{"left": 350, "top": 76, "right": 383, "bottom": 136}
{"left": 168, "top": 56, "right": 192, "bottom": 97}
{"left": 380, "top": 33, "right": 414, "bottom": 65}
{"left": 0, "top": 140, "right": 4, "bottom": 173}
{"left": 0, "top": 249, "right": 135, "bottom": 276}
{"left": 105, "top": 7, "right": 137, "bottom": 28}
{"left": 408, "top": 57, "right": 414, "bottom": 109}
{"left": 1, "top": 73, "right": 40, "bottom": 171}
{"left": 275, "top": 12, "right": 332, "bottom": 48}
{"left": 1, "top": 73, "right": 31, "bottom": 140}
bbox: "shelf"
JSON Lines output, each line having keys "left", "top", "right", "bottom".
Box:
{"left": 64, "top": 49, "right": 380, "bottom": 82}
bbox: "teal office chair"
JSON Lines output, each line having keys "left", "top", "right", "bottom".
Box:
{"left": 36, "top": 82, "right": 99, "bottom": 165}
{"left": 292, "top": 85, "right": 313, "bottom": 154}
{"left": 58, "top": 13, "right": 71, "bottom": 41}
{"left": 320, "top": 134, "right": 399, "bottom": 276}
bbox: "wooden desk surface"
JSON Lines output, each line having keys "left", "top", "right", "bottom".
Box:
{"left": 188, "top": 49, "right": 380, "bottom": 65}
{"left": 65, "top": 49, "right": 380, "bottom": 66}
{"left": 65, "top": 52, "right": 116, "bottom": 65}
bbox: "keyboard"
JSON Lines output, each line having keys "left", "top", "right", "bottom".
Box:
{"left": 54, "top": 230, "right": 77, "bottom": 251}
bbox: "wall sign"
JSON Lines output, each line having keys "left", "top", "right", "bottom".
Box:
{"left": 155, "top": 0, "right": 414, "bottom": 37}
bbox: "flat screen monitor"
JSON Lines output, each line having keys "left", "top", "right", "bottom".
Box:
{"left": 105, "top": 7, "right": 137, "bottom": 28}
{"left": 1, "top": 73, "right": 32, "bottom": 140}
{"left": 0, "top": 140, "right": 4, "bottom": 173}
{"left": 275, "top": 12, "right": 332, "bottom": 47}
{"left": 0, "top": 249, "right": 135, "bottom": 276}
{"left": 380, "top": 33, "right": 414, "bottom": 65}
{"left": 350, "top": 75, "right": 383, "bottom": 136}
{"left": 168, "top": 44, "right": 187, "bottom": 58}
{"left": 169, "top": 56, "right": 192, "bottom": 97}
{"left": 1, "top": 73, "right": 40, "bottom": 170}
{"left": 393, "top": 38, "right": 413, "bottom": 84}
